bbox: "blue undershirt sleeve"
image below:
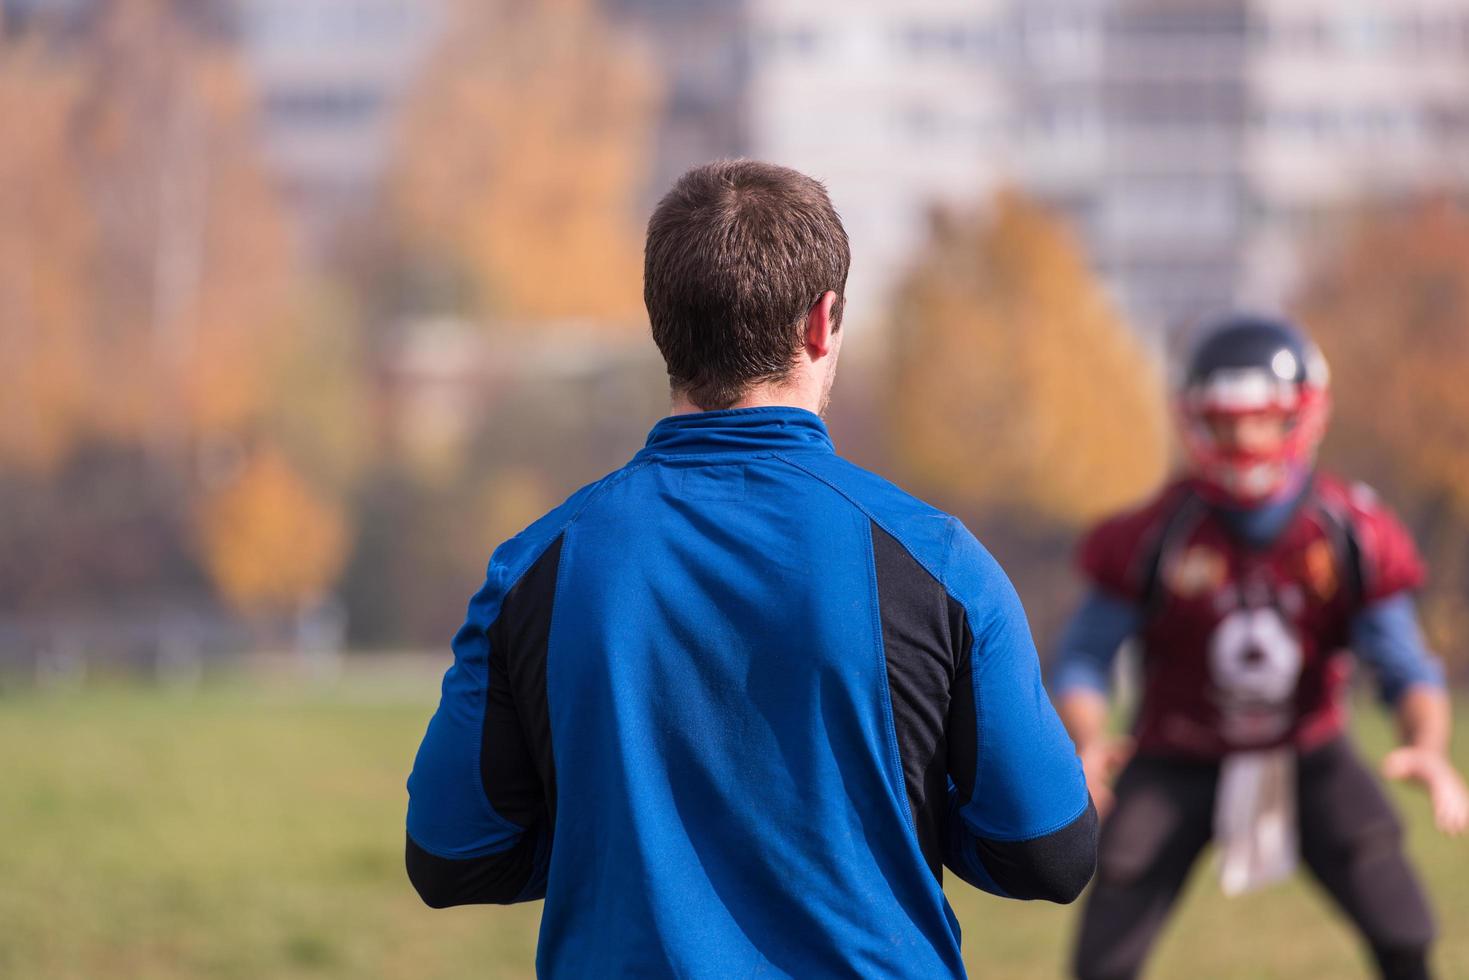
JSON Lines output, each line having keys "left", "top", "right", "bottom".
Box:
{"left": 1350, "top": 593, "right": 1446, "bottom": 706}
{"left": 1048, "top": 589, "right": 1142, "bottom": 699}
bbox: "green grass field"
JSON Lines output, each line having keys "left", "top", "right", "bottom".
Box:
{"left": 1, "top": 664, "right": 1464, "bottom": 979}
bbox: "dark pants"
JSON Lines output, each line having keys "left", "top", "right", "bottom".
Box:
{"left": 1072, "top": 737, "right": 1436, "bottom": 980}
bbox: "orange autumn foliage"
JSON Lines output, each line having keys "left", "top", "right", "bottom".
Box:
{"left": 71, "top": 0, "right": 295, "bottom": 449}
{"left": 197, "top": 448, "right": 348, "bottom": 614}
{"left": 0, "top": 3, "right": 354, "bottom": 615}
{"left": 886, "top": 191, "right": 1168, "bottom": 526}
{"left": 0, "top": 1, "right": 295, "bottom": 460}
{"left": 1295, "top": 195, "right": 1469, "bottom": 656}
{"left": 0, "top": 36, "right": 92, "bottom": 472}
{"left": 385, "top": 0, "right": 658, "bottom": 324}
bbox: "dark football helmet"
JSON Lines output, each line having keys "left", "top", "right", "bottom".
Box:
{"left": 1177, "top": 314, "right": 1331, "bottom": 506}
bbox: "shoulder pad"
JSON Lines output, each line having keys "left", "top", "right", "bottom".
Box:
{"left": 1316, "top": 475, "right": 1425, "bottom": 602}
{"left": 1078, "top": 482, "right": 1191, "bottom": 602}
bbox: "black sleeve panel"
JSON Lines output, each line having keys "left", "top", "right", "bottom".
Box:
{"left": 414, "top": 531, "right": 561, "bottom": 912}
{"left": 944, "top": 575, "right": 1096, "bottom": 903}
{"left": 945, "top": 593, "right": 976, "bottom": 802}
{"left": 482, "top": 534, "right": 561, "bottom": 829}
{"left": 971, "top": 798, "right": 1099, "bottom": 904}
{"left": 870, "top": 522, "right": 959, "bottom": 882}
{"left": 405, "top": 829, "right": 548, "bottom": 908}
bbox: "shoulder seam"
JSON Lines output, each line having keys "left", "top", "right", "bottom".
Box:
{"left": 780, "top": 451, "right": 964, "bottom": 838}
{"left": 774, "top": 452, "right": 994, "bottom": 650}
{"left": 465, "top": 462, "right": 651, "bottom": 835}
{"left": 562, "top": 459, "right": 655, "bottom": 530}
{"left": 774, "top": 452, "right": 953, "bottom": 590}
{"left": 501, "top": 460, "right": 655, "bottom": 586}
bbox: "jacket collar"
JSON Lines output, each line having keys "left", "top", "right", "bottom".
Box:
{"left": 635, "top": 406, "right": 834, "bottom": 458}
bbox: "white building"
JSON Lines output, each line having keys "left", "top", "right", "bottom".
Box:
{"left": 742, "top": 0, "right": 1015, "bottom": 321}
{"left": 1071, "top": 0, "right": 1254, "bottom": 336}
{"left": 230, "top": 0, "right": 446, "bottom": 251}
{"left": 1068, "top": 0, "right": 1469, "bottom": 334}
{"left": 608, "top": 0, "right": 748, "bottom": 202}
{"left": 1242, "top": 1, "right": 1469, "bottom": 308}
{"left": 665, "top": 0, "right": 1469, "bottom": 336}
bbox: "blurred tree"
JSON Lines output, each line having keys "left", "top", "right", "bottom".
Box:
{"left": 0, "top": 445, "right": 198, "bottom": 614}
{"left": 197, "top": 447, "right": 348, "bottom": 615}
{"left": 380, "top": 0, "right": 658, "bottom": 323}
{"left": 340, "top": 470, "right": 459, "bottom": 647}
{"left": 0, "top": 3, "right": 364, "bottom": 622}
{"left": 0, "top": 33, "right": 91, "bottom": 473}
{"left": 339, "top": 464, "right": 554, "bottom": 648}
{"left": 885, "top": 191, "right": 1168, "bottom": 526}
{"left": 1295, "top": 195, "right": 1469, "bottom": 661}
{"left": 323, "top": 0, "right": 665, "bottom": 642}
{"left": 257, "top": 284, "right": 372, "bottom": 499}
{"left": 69, "top": 0, "right": 293, "bottom": 458}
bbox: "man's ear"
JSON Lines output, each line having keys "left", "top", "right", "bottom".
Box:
{"left": 805, "top": 291, "right": 839, "bottom": 359}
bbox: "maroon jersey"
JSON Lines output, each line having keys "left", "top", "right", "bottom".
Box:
{"left": 1080, "top": 473, "right": 1424, "bottom": 758}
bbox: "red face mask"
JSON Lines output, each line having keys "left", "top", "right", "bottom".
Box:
{"left": 1178, "top": 370, "right": 1331, "bottom": 507}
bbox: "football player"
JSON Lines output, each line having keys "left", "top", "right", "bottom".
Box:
{"left": 1050, "top": 313, "right": 1468, "bottom": 980}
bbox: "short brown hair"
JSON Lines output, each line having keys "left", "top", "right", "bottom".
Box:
{"left": 643, "top": 160, "right": 850, "bottom": 410}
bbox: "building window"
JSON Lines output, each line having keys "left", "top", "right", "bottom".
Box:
{"left": 248, "top": 1, "right": 425, "bottom": 48}
{"left": 753, "top": 25, "right": 823, "bottom": 61}
{"left": 263, "top": 85, "right": 385, "bottom": 125}
{"left": 894, "top": 21, "right": 993, "bottom": 60}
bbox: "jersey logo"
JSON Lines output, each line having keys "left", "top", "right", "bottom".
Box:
{"left": 1208, "top": 607, "right": 1304, "bottom": 744}
{"left": 1165, "top": 545, "right": 1227, "bottom": 599}
{"left": 1304, "top": 539, "right": 1338, "bottom": 601}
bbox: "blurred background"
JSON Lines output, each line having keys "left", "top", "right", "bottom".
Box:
{"left": 1, "top": 1, "right": 1467, "bottom": 977}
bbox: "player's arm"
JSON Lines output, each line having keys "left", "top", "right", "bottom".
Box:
{"left": 1384, "top": 686, "right": 1467, "bottom": 836}
{"left": 1345, "top": 497, "right": 1468, "bottom": 834}
{"left": 1050, "top": 590, "right": 1142, "bottom": 816}
{"left": 943, "top": 527, "right": 1098, "bottom": 903}
{"left": 406, "top": 559, "right": 554, "bottom": 907}
{"left": 1351, "top": 594, "right": 1468, "bottom": 835}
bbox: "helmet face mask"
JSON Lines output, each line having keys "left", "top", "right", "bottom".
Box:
{"left": 1177, "top": 316, "right": 1331, "bottom": 507}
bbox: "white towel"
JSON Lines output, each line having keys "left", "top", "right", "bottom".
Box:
{"left": 1214, "top": 748, "right": 1299, "bottom": 896}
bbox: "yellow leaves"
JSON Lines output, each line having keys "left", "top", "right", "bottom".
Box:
{"left": 385, "top": 0, "right": 659, "bottom": 324}
{"left": 0, "top": 37, "right": 92, "bottom": 473}
{"left": 887, "top": 191, "right": 1168, "bottom": 526}
{"left": 1295, "top": 195, "right": 1469, "bottom": 660}
{"left": 1297, "top": 196, "right": 1469, "bottom": 517}
{"left": 197, "top": 448, "right": 348, "bottom": 615}
{"left": 0, "top": 0, "right": 297, "bottom": 463}
{"left": 0, "top": 6, "right": 337, "bottom": 614}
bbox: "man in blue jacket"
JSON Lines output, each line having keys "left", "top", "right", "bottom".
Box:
{"left": 405, "top": 159, "right": 1097, "bottom": 978}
